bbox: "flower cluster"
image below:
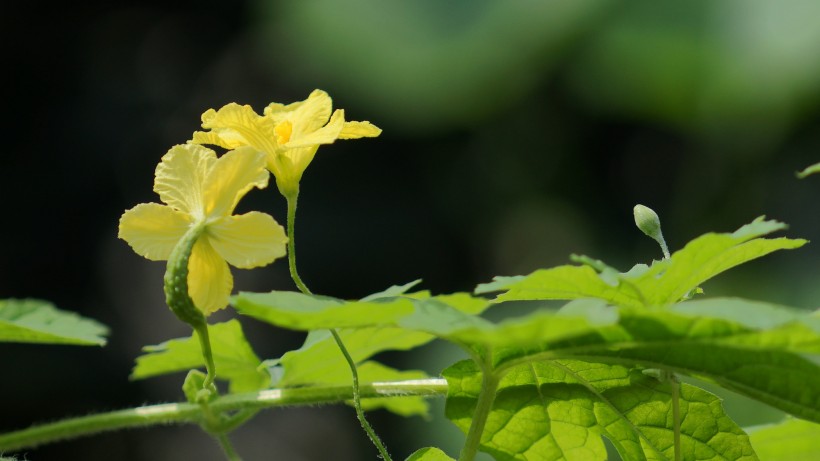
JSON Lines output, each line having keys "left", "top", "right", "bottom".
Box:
{"left": 119, "top": 90, "right": 380, "bottom": 315}
{"left": 191, "top": 89, "right": 381, "bottom": 197}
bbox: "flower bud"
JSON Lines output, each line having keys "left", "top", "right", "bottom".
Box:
{"left": 633, "top": 204, "right": 670, "bottom": 259}
{"left": 633, "top": 205, "right": 662, "bottom": 240}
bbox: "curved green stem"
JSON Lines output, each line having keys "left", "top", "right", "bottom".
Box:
{"left": 216, "top": 434, "right": 242, "bottom": 461}
{"left": 285, "top": 191, "right": 392, "bottom": 461}
{"left": 193, "top": 323, "right": 217, "bottom": 392}
{"left": 0, "top": 379, "right": 447, "bottom": 453}
{"left": 286, "top": 192, "right": 311, "bottom": 295}
{"left": 458, "top": 353, "right": 499, "bottom": 461}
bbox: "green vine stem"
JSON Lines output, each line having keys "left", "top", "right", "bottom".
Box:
{"left": 0, "top": 379, "right": 447, "bottom": 453}
{"left": 458, "top": 353, "right": 500, "bottom": 461}
{"left": 285, "top": 191, "right": 393, "bottom": 461}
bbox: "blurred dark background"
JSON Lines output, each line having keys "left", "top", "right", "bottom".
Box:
{"left": 3, "top": 1, "right": 820, "bottom": 459}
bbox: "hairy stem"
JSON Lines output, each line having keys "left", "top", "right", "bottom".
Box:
{"left": 285, "top": 191, "right": 392, "bottom": 461}
{"left": 193, "top": 322, "right": 217, "bottom": 391}
{"left": 216, "top": 434, "right": 242, "bottom": 461}
{"left": 0, "top": 380, "right": 447, "bottom": 453}
{"left": 458, "top": 354, "right": 499, "bottom": 461}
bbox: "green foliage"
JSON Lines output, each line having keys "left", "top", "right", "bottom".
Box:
{"left": 0, "top": 299, "right": 107, "bottom": 346}
{"left": 132, "top": 320, "right": 269, "bottom": 393}
{"left": 478, "top": 218, "right": 806, "bottom": 308}
{"left": 747, "top": 417, "right": 820, "bottom": 460}
{"left": 5, "top": 206, "right": 820, "bottom": 461}
{"left": 445, "top": 359, "right": 757, "bottom": 461}
{"left": 406, "top": 447, "right": 456, "bottom": 461}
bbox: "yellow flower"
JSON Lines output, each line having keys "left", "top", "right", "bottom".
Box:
{"left": 190, "top": 89, "right": 381, "bottom": 196}
{"left": 118, "top": 144, "right": 288, "bottom": 315}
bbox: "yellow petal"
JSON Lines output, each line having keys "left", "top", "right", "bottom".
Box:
{"left": 188, "top": 237, "right": 233, "bottom": 315}
{"left": 208, "top": 212, "right": 288, "bottom": 269}
{"left": 118, "top": 203, "right": 191, "bottom": 260}
{"left": 264, "top": 100, "right": 306, "bottom": 124}
{"left": 284, "top": 109, "right": 346, "bottom": 148}
{"left": 196, "top": 103, "right": 279, "bottom": 155}
{"left": 338, "top": 120, "right": 382, "bottom": 139}
{"left": 264, "top": 89, "right": 332, "bottom": 132}
{"left": 154, "top": 144, "right": 217, "bottom": 217}
{"left": 290, "top": 89, "right": 334, "bottom": 135}
{"left": 202, "top": 147, "right": 269, "bottom": 217}
{"left": 190, "top": 131, "right": 241, "bottom": 150}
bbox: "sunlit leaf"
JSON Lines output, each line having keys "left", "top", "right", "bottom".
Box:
{"left": 232, "top": 291, "right": 415, "bottom": 330}
{"left": 405, "top": 447, "right": 456, "bottom": 461}
{"left": 445, "top": 359, "right": 757, "bottom": 461}
{"left": 273, "top": 327, "right": 436, "bottom": 387}
{"left": 505, "top": 305, "right": 820, "bottom": 423}
{"left": 398, "top": 297, "right": 617, "bottom": 350}
{"left": 476, "top": 265, "right": 645, "bottom": 308}
{"left": 747, "top": 417, "right": 820, "bottom": 460}
{"left": 132, "top": 320, "right": 268, "bottom": 393}
{"left": 360, "top": 279, "right": 423, "bottom": 301}
{"left": 481, "top": 218, "right": 806, "bottom": 308}
{"left": 0, "top": 299, "right": 108, "bottom": 346}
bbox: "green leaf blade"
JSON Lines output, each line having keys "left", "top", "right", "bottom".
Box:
{"left": 480, "top": 265, "right": 646, "bottom": 308}
{"left": 747, "top": 417, "right": 820, "bottom": 460}
{"left": 445, "top": 359, "right": 758, "bottom": 461}
{"left": 481, "top": 218, "right": 806, "bottom": 309}
{"left": 132, "top": 320, "right": 268, "bottom": 393}
{"left": 0, "top": 299, "right": 108, "bottom": 346}
{"left": 406, "top": 447, "right": 456, "bottom": 461}
{"left": 232, "top": 291, "right": 415, "bottom": 330}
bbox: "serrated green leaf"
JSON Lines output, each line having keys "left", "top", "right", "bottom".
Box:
{"left": 668, "top": 297, "right": 810, "bottom": 330}
{"left": 482, "top": 219, "right": 806, "bottom": 308}
{"left": 477, "top": 265, "right": 646, "bottom": 308}
{"left": 361, "top": 279, "right": 423, "bottom": 301}
{"left": 398, "top": 297, "right": 617, "bottom": 350}
{"left": 797, "top": 162, "right": 820, "bottom": 179}
{"left": 445, "top": 359, "right": 757, "bottom": 461}
{"left": 415, "top": 298, "right": 820, "bottom": 424}
{"left": 524, "top": 306, "right": 820, "bottom": 423}
{"left": 0, "top": 299, "right": 108, "bottom": 346}
{"left": 270, "top": 328, "right": 435, "bottom": 418}
{"left": 747, "top": 417, "right": 820, "bottom": 459}
{"left": 132, "top": 320, "right": 268, "bottom": 393}
{"left": 232, "top": 291, "right": 415, "bottom": 330}
{"left": 406, "top": 447, "right": 456, "bottom": 461}
{"left": 275, "top": 327, "right": 436, "bottom": 387}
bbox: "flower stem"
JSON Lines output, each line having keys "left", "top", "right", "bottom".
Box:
{"left": 285, "top": 192, "right": 311, "bottom": 295}
{"left": 193, "top": 322, "right": 217, "bottom": 391}
{"left": 0, "top": 380, "right": 447, "bottom": 453}
{"left": 285, "top": 191, "right": 392, "bottom": 461}
{"left": 458, "top": 360, "right": 499, "bottom": 461}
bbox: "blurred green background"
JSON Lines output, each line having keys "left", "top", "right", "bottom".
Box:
{"left": 2, "top": 1, "right": 820, "bottom": 459}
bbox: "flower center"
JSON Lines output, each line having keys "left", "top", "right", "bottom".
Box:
{"left": 275, "top": 121, "right": 293, "bottom": 145}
